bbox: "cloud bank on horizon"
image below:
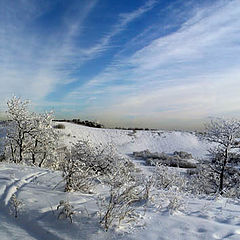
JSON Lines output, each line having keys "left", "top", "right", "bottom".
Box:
{"left": 0, "top": 0, "right": 240, "bottom": 128}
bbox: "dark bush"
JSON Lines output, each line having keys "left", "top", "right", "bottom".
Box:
{"left": 0, "top": 153, "right": 5, "bottom": 162}
{"left": 133, "top": 150, "right": 197, "bottom": 169}
{"left": 53, "top": 123, "right": 65, "bottom": 129}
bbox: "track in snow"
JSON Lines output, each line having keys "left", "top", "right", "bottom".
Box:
{"left": 0, "top": 171, "right": 48, "bottom": 206}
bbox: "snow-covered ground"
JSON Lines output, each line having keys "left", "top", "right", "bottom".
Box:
{"left": 0, "top": 122, "right": 240, "bottom": 240}
{"left": 60, "top": 122, "right": 210, "bottom": 159}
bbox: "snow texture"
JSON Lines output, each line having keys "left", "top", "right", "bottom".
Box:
{"left": 0, "top": 122, "right": 239, "bottom": 240}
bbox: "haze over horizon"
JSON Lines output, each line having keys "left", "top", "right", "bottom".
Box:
{"left": 1, "top": 0, "right": 240, "bottom": 130}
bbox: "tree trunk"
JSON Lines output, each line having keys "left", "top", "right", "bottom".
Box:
{"left": 18, "top": 132, "right": 23, "bottom": 163}
{"left": 19, "top": 144, "right": 23, "bottom": 163}
{"left": 38, "top": 152, "right": 47, "bottom": 167}
{"left": 32, "top": 140, "right": 38, "bottom": 165}
{"left": 219, "top": 147, "right": 229, "bottom": 194}
{"left": 10, "top": 142, "right": 15, "bottom": 163}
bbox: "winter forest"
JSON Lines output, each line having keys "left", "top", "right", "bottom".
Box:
{"left": 0, "top": 96, "right": 240, "bottom": 240}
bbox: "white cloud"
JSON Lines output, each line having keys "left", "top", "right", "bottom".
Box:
{"left": 0, "top": 0, "right": 97, "bottom": 103}
{"left": 0, "top": 0, "right": 156, "bottom": 112}
{"left": 77, "top": 0, "right": 157, "bottom": 61}
{"left": 67, "top": 0, "right": 240, "bottom": 127}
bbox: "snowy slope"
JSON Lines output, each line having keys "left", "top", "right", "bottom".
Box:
{"left": 60, "top": 122, "right": 210, "bottom": 159}
{"left": 0, "top": 122, "right": 239, "bottom": 240}
{"left": 0, "top": 163, "right": 240, "bottom": 240}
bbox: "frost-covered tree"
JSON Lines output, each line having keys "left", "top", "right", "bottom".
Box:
{"left": 202, "top": 118, "right": 240, "bottom": 194}
{"left": 9, "top": 194, "right": 23, "bottom": 218}
{"left": 5, "top": 96, "right": 35, "bottom": 163}
{"left": 5, "top": 96, "right": 59, "bottom": 167}
{"left": 27, "top": 112, "right": 59, "bottom": 167}
{"left": 62, "top": 140, "right": 127, "bottom": 192}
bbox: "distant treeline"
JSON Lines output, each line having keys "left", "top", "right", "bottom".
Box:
{"left": 53, "top": 119, "right": 161, "bottom": 131}
{"left": 114, "top": 127, "right": 157, "bottom": 131}
{"left": 53, "top": 119, "right": 104, "bottom": 129}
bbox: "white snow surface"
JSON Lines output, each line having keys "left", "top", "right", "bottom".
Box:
{"left": 60, "top": 122, "right": 210, "bottom": 159}
{"left": 0, "top": 122, "right": 239, "bottom": 240}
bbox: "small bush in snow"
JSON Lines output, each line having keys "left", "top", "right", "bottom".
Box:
{"left": 9, "top": 194, "right": 23, "bottom": 218}
{"left": 97, "top": 162, "right": 149, "bottom": 231}
{"left": 154, "top": 163, "right": 188, "bottom": 192}
{"left": 62, "top": 149, "right": 96, "bottom": 193}
{"left": 150, "top": 163, "right": 187, "bottom": 214}
{"left": 57, "top": 200, "right": 74, "bottom": 223}
{"left": 166, "top": 186, "right": 185, "bottom": 214}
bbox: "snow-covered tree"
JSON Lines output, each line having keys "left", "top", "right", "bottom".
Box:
{"left": 5, "top": 96, "right": 34, "bottom": 163}
{"left": 62, "top": 147, "right": 97, "bottom": 193}
{"left": 62, "top": 140, "right": 128, "bottom": 192}
{"left": 5, "top": 96, "right": 59, "bottom": 167}
{"left": 202, "top": 118, "right": 240, "bottom": 194}
{"left": 27, "top": 112, "right": 59, "bottom": 167}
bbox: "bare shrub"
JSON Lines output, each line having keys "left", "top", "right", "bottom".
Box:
{"left": 62, "top": 140, "right": 153, "bottom": 230}
{"left": 154, "top": 163, "right": 188, "bottom": 192}
{"left": 9, "top": 194, "right": 23, "bottom": 218}
{"left": 97, "top": 161, "right": 151, "bottom": 231}
{"left": 189, "top": 163, "right": 240, "bottom": 198}
{"left": 165, "top": 187, "right": 185, "bottom": 214}
{"left": 57, "top": 200, "right": 74, "bottom": 223}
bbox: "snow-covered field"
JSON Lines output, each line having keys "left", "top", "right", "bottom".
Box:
{"left": 0, "top": 122, "right": 240, "bottom": 240}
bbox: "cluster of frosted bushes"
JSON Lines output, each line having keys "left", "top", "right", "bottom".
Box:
{"left": 62, "top": 140, "right": 155, "bottom": 230}
{"left": 133, "top": 149, "right": 196, "bottom": 168}
{"left": 61, "top": 139, "right": 203, "bottom": 230}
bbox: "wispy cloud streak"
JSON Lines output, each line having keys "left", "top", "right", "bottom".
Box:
{"left": 0, "top": 0, "right": 97, "bottom": 102}
{"left": 78, "top": 0, "right": 157, "bottom": 60}
{"left": 67, "top": 0, "right": 240, "bottom": 127}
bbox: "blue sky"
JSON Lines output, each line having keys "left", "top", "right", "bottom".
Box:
{"left": 1, "top": 0, "right": 240, "bottom": 129}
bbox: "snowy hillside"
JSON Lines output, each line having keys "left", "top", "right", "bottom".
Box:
{"left": 0, "top": 122, "right": 239, "bottom": 240}
{"left": 60, "top": 122, "right": 210, "bottom": 159}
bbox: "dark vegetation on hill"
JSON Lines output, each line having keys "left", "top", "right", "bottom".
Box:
{"left": 132, "top": 150, "right": 197, "bottom": 169}
{"left": 53, "top": 119, "right": 104, "bottom": 128}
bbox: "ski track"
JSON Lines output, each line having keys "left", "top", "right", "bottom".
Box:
{"left": 0, "top": 169, "right": 65, "bottom": 240}
{"left": 1, "top": 171, "right": 48, "bottom": 206}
